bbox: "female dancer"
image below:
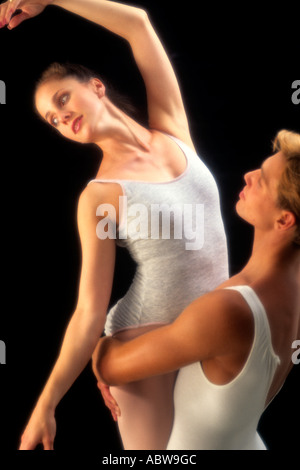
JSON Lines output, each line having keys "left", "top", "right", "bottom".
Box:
{"left": 93, "top": 129, "right": 300, "bottom": 449}
{"left": 1, "top": 0, "right": 229, "bottom": 450}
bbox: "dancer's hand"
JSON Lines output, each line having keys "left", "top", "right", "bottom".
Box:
{"left": 92, "top": 337, "right": 121, "bottom": 421}
{"left": 19, "top": 403, "right": 56, "bottom": 450}
{"left": 97, "top": 380, "right": 121, "bottom": 422}
{"left": 0, "top": 0, "right": 52, "bottom": 30}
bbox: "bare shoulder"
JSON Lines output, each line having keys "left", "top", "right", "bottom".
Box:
{"left": 178, "top": 289, "right": 254, "bottom": 346}
{"left": 188, "top": 288, "right": 253, "bottom": 319}
{"left": 78, "top": 182, "right": 122, "bottom": 213}
{"left": 76, "top": 182, "right": 123, "bottom": 235}
{"left": 219, "top": 288, "right": 254, "bottom": 331}
{"left": 79, "top": 181, "right": 122, "bottom": 204}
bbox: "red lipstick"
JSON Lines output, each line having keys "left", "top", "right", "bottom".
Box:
{"left": 72, "top": 115, "right": 83, "bottom": 134}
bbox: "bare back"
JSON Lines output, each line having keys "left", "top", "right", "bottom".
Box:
{"left": 256, "top": 279, "right": 300, "bottom": 406}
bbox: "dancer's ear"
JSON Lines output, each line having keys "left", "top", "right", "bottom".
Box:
{"left": 275, "top": 211, "right": 296, "bottom": 231}
{"left": 89, "top": 78, "right": 106, "bottom": 99}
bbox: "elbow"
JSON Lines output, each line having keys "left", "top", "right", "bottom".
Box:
{"left": 96, "top": 353, "right": 110, "bottom": 385}
{"left": 97, "top": 356, "right": 121, "bottom": 387}
{"left": 128, "top": 7, "right": 151, "bottom": 40}
{"left": 92, "top": 343, "right": 122, "bottom": 387}
{"left": 134, "top": 7, "right": 149, "bottom": 25}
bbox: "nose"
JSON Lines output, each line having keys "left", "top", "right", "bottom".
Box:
{"left": 244, "top": 171, "right": 252, "bottom": 185}
{"left": 244, "top": 169, "right": 259, "bottom": 186}
{"left": 58, "top": 110, "right": 72, "bottom": 125}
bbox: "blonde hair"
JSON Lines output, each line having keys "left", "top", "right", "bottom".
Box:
{"left": 273, "top": 129, "right": 300, "bottom": 247}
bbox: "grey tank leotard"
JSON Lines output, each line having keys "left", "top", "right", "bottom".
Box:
{"left": 89, "top": 134, "right": 229, "bottom": 336}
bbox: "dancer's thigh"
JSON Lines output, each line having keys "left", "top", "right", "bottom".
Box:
{"left": 111, "top": 371, "right": 177, "bottom": 450}
{"left": 111, "top": 324, "right": 176, "bottom": 450}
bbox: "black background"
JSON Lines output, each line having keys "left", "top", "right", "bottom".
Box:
{"left": 0, "top": 0, "right": 299, "bottom": 457}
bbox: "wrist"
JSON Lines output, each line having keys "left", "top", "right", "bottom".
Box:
{"left": 36, "top": 401, "right": 56, "bottom": 417}
{"left": 36, "top": 390, "right": 57, "bottom": 415}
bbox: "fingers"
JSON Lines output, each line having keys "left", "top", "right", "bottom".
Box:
{"left": 42, "top": 438, "right": 54, "bottom": 450}
{"left": 19, "top": 435, "right": 36, "bottom": 450}
{"left": 8, "top": 10, "right": 29, "bottom": 29}
{"left": 0, "top": 0, "right": 22, "bottom": 29}
{"left": 98, "top": 382, "right": 119, "bottom": 409}
{"left": 0, "top": 1, "right": 11, "bottom": 28}
{"left": 19, "top": 436, "right": 54, "bottom": 450}
{"left": 97, "top": 382, "right": 121, "bottom": 422}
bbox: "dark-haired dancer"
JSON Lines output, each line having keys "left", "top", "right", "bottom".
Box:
{"left": 0, "top": 1, "right": 228, "bottom": 449}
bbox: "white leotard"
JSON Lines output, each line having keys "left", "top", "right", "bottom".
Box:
{"left": 89, "top": 134, "right": 229, "bottom": 335}
{"left": 167, "top": 285, "right": 281, "bottom": 450}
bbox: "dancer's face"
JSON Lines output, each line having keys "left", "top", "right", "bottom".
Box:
{"left": 35, "top": 77, "right": 106, "bottom": 143}
{"left": 236, "top": 152, "right": 286, "bottom": 230}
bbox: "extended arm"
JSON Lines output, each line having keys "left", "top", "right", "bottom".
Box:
{"left": 96, "top": 290, "right": 254, "bottom": 386}
{"left": 19, "top": 184, "right": 117, "bottom": 450}
{"left": 1, "top": 0, "right": 192, "bottom": 144}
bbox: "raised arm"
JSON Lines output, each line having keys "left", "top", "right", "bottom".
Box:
{"left": 96, "top": 290, "right": 254, "bottom": 386}
{"left": 19, "top": 184, "right": 117, "bottom": 450}
{"left": 1, "top": 0, "right": 192, "bottom": 145}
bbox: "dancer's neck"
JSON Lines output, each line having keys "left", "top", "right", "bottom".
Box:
{"left": 94, "top": 99, "right": 151, "bottom": 162}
